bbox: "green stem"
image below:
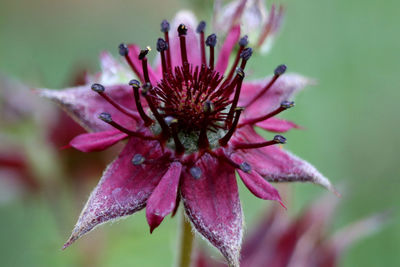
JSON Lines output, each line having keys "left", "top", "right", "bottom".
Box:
{"left": 177, "top": 211, "right": 194, "bottom": 267}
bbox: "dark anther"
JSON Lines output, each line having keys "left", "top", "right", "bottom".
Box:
{"left": 280, "top": 100, "right": 295, "bottom": 109}
{"left": 239, "top": 162, "right": 251, "bottom": 173}
{"left": 273, "top": 135, "right": 287, "bottom": 144}
{"left": 178, "top": 24, "right": 188, "bottom": 36}
{"left": 118, "top": 43, "right": 129, "bottom": 56}
{"left": 91, "top": 83, "right": 105, "bottom": 93}
{"left": 129, "top": 79, "right": 140, "bottom": 88}
{"left": 161, "top": 20, "right": 170, "bottom": 33}
{"left": 156, "top": 38, "right": 168, "bottom": 52}
{"left": 274, "top": 64, "right": 287, "bottom": 76}
{"left": 141, "top": 82, "right": 151, "bottom": 95}
{"left": 240, "top": 47, "right": 253, "bottom": 60}
{"left": 164, "top": 116, "right": 178, "bottom": 126}
{"left": 203, "top": 100, "right": 215, "bottom": 113}
{"left": 236, "top": 67, "right": 245, "bottom": 78}
{"left": 190, "top": 166, "right": 202, "bottom": 179}
{"left": 239, "top": 35, "right": 249, "bottom": 47}
{"left": 205, "top": 34, "right": 217, "bottom": 47}
{"left": 98, "top": 112, "right": 112, "bottom": 122}
{"left": 132, "top": 154, "right": 145, "bottom": 165}
{"left": 138, "top": 47, "right": 150, "bottom": 60}
{"left": 196, "top": 21, "right": 206, "bottom": 33}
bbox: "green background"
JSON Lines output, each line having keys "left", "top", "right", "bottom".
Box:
{"left": 0, "top": 0, "right": 399, "bottom": 266}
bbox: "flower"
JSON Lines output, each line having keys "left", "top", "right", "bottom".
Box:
{"left": 40, "top": 10, "right": 336, "bottom": 266}
{"left": 194, "top": 194, "right": 388, "bottom": 267}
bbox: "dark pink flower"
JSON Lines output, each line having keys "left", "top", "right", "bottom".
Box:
{"left": 194, "top": 195, "right": 387, "bottom": 267}
{"left": 41, "top": 11, "right": 335, "bottom": 266}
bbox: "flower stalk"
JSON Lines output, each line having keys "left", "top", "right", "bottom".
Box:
{"left": 177, "top": 212, "right": 194, "bottom": 267}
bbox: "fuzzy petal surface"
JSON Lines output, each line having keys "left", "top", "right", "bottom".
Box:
{"left": 232, "top": 126, "right": 337, "bottom": 194}
{"left": 39, "top": 84, "right": 138, "bottom": 132}
{"left": 181, "top": 153, "right": 243, "bottom": 267}
{"left": 215, "top": 25, "right": 241, "bottom": 75}
{"left": 69, "top": 129, "right": 128, "bottom": 152}
{"left": 255, "top": 117, "right": 300, "bottom": 133}
{"left": 63, "top": 138, "right": 169, "bottom": 249}
{"left": 146, "top": 161, "right": 182, "bottom": 233}
{"left": 239, "top": 74, "right": 312, "bottom": 121}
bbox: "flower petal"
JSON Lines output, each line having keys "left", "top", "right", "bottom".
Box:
{"left": 39, "top": 84, "right": 138, "bottom": 132}
{"left": 232, "top": 126, "right": 337, "bottom": 194}
{"left": 127, "top": 44, "right": 160, "bottom": 84}
{"left": 239, "top": 74, "right": 312, "bottom": 122}
{"left": 62, "top": 138, "right": 169, "bottom": 249}
{"left": 170, "top": 11, "right": 201, "bottom": 69}
{"left": 69, "top": 129, "right": 128, "bottom": 152}
{"left": 236, "top": 168, "right": 283, "bottom": 205}
{"left": 255, "top": 117, "right": 301, "bottom": 133}
{"left": 145, "top": 161, "right": 182, "bottom": 233}
{"left": 215, "top": 25, "right": 241, "bottom": 75}
{"left": 181, "top": 153, "right": 243, "bottom": 267}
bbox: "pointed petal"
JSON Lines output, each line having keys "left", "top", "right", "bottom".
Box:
{"left": 146, "top": 161, "right": 182, "bottom": 233}
{"left": 170, "top": 11, "right": 201, "bottom": 68}
{"left": 63, "top": 139, "right": 169, "bottom": 249}
{"left": 39, "top": 84, "right": 138, "bottom": 132}
{"left": 69, "top": 129, "right": 128, "bottom": 152}
{"left": 94, "top": 51, "right": 133, "bottom": 85}
{"left": 239, "top": 74, "right": 313, "bottom": 121}
{"left": 232, "top": 126, "right": 337, "bottom": 194}
{"left": 215, "top": 25, "right": 241, "bottom": 75}
{"left": 255, "top": 117, "right": 301, "bottom": 133}
{"left": 236, "top": 168, "right": 282, "bottom": 204}
{"left": 127, "top": 44, "right": 160, "bottom": 84}
{"left": 181, "top": 153, "right": 243, "bottom": 267}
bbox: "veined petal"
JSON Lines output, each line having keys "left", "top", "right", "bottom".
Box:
{"left": 69, "top": 129, "right": 128, "bottom": 152}
{"left": 127, "top": 44, "right": 160, "bottom": 84}
{"left": 63, "top": 138, "right": 169, "bottom": 249}
{"left": 146, "top": 161, "right": 182, "bottom": 233}
{"left": 236, "top": 168, "right": 283, "bottom": 205}
{"left": 215, "top": 25, "right": 241, "bottom": 75}
{"left": 181, "top": 153, "right": 242, "bottom": 267}
{"left": 255, "top": 117, "right": 301, "bottom": 133}
{"left": 232, "top": 126, "right": 337, "bottom": 194}
{"left": 39, "top": 84, "right": 138, "bottom": 132}
{"left": 170, "top": 11, "right": 201, "bottom": 68}
{"left": 239, "top": 74, "right": 313, "bottom": 121}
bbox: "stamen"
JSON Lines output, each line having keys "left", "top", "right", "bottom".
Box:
{"left": 161, "top": 20, "right": 172, "bottom": 70}
{"left": 239, "top": 47, "right": 253, "bottom": 69}
{"left": 139, "top": 47, "right": 151, "bottom": 83}
{"left": 98, "top": 112, "right": 155, "bottom": 140}
{"left": 156, "top": 38, "right": 169, "bottom": 78}
{"left": 129, "top": 79, "right": 154, "bottom": 126}
{"left": 177, "top": 24, "right": 189, "bottom": 66}
{"left": 225, "top": 68, "right": 245, "bottom": 125}
{"left": 198, "top": 100, "right": 214, "bottom": 149}
{"left": 219, "top": 107, "right": 244, "bottom": 147}
{"left": 142, "top": 84, "right": 170, "bottom": 140}
{"left": 246, "top": 64, "right": 287, "bottom": 107}
{"left": 223, "top": 35, "right": 248, "bottom": 86}
{"left": 91, "top": 83, "right": 140, "bottom": 121}
{"left": 165, "top": 116, "right": 185, "bottom": 155}
{"left": 132, "top": 154, "right": 145, "bottom": 165}
{"left": 196, "top": 21, "right": 207, "bottom": 65}
{"left": 234, "top": 134, "right": 286, "bottom": 149}
{"left": 205, "top": 34, "right": 217, "bottom": 70}
{"left": 189, "top": 166, "right": 202, "bottom": 179}
{"left": 239, "top": 162, "right": 251, "bottom": 173}
{"left": 239, "top": 100, "right": 294, "bottom": 127}
{"left": 119, "top": 43, "right": 143, "bottom": 83}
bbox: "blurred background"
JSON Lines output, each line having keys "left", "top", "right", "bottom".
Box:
{"left": 0, "top": 0, "right": 399, "bottom": 266}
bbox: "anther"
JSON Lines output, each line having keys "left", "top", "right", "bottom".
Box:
{"left": 157, "top": 38, "right": 169, "bottom": 78}
{"left": 141, "top": 82, "right": 151, "bottom": 95}
{"left": 99, "top": 112, "right": 112, "bottom": 122}
{"left": 239, "top": 47, "right": 253, "bottom": 69}
{"left": 238, "top": 35, "right": 249, "bottom": 47}
{"left": 129, "top": 79, "right": 153, "bottom": 126}
{"left": 246, "top": 64, "right": 287, "bottom": 107}
{"left": 190, "top": 166, "right": 202, "bottom": 179}
{"left": 273, "top": 135, "right": 287, "bottom": 144}
{"left": 206, "top": 34, "right": 217, "bottom": 70}
{"left": 197, "top": 21, "right": 206, "bottom": 33}
{"left": 178, "top": 24, "right": 188, "bottom": 36}
{"left": 118, "top": 43, "right": 129, "bottom": 56}
{"left": 132, "top": 154, "right": 145, "bottom": 165}
{"left": 219, "top": 107, "right": 244, "bottom": 146}
{"left": 156, "top": 38, "right": 168, "bottom": 52}
{"left": 164, "top": 116, "right": 178, "bottom": 126}
{"left": 92, "top": 83, "right": 140, "bottom": 121}
{"left": 160, "top": 20, "right": 170, "bottom": 33}
{"left": 281, "top": 100, "right": 295, "bottom": 109}
{"left": 234, "top": 135, "right": 287, "bottom": 149}
{"left": 239, "top": 101, "right": 294, "bottom": 127}
{"left": 239, "top": 162, "right": 251, "bottom": 173}
{"left": 138, "top": 47, "right": 150, "bottom": 60}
